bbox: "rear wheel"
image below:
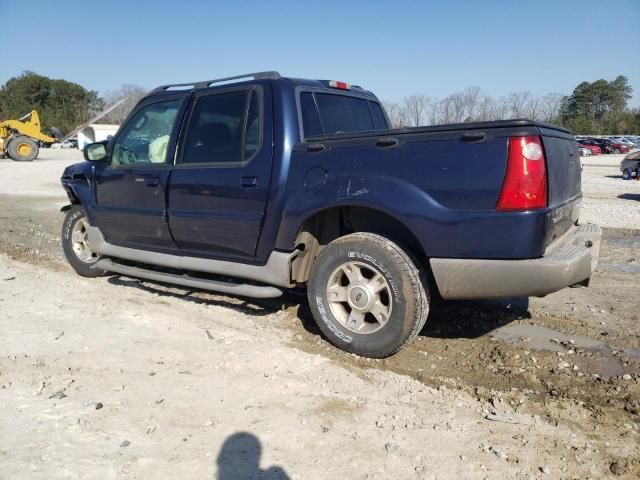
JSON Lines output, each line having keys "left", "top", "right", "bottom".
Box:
{"left": 307, "top": 232, "right": 429, "bottom": 358}
{"left": 622, "top": 168, "right": 632, "bottom": 180}
{"left": 62, "top": 206, "right": 105, "bottom": 277}
{"left": 7, "top": 136, "right": 38, "bottom": 161}
{"left": 613, "top": 148, "right": 621, "bottom": 154}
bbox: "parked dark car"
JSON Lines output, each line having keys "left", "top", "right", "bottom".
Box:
{"left": 579, "top": 138, "right": 612, "bottom": 154}
{"left": 59, "top": 71, "right": 601, "bottom": 357}
{"left": 608, "top": 141, "right": 630, "bottom": 154}
{"left": 581, "top": 138, "right": 630, "bottom": 154}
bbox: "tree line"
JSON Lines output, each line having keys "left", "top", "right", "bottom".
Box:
{"left": 383, "top": 75, "right": 639, "bottom": 135}
{"left": 0, "top": 71, "right": 638, "bottom": 136}
{"left": 0, "top": 72, "right": 147, "bottom": 135}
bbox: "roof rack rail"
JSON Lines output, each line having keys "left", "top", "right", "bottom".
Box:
{"left": 151, "top": 71, "right": 281, "bottom": 93}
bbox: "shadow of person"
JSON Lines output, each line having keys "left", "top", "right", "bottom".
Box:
{"left": 217, "top": 432, "right": 290, "bottom": 480}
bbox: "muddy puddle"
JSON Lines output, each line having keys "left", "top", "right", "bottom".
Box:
{"left": 597, "top": 230, "right": 640, "bottom": 273}
{"left": 491, "top": 324, "right": 605, "bottom": 352}
{"left": 491, "top": 323, "right": 640, "bottom": 378}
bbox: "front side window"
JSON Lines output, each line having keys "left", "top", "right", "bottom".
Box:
{"left": 182, "top": 89, "right": 260, "bottom": 164}
{"left": 111, "top": 99, "right": 181, "bottom": 166}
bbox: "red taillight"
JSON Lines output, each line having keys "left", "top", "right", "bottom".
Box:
{"left": 496, "top": 136, "right": 547, "bottom": 211}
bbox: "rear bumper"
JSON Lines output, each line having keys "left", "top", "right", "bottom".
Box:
{"left": 430, "top": 224, "right": 602, "bottom": 300}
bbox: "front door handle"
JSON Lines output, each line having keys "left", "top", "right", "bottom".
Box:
{"left": 241, "top": 176, "right": 257, "bottom": 187}
{"left": 138, "top": 176, "right": 160, "bottom": 187}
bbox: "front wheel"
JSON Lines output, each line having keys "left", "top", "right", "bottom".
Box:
{"left": 613, "top": 148, "right": 621, "bottom": 154}
{"left": 61, "top": 206, "right": 105, "bottom": 277}
{"left": 8, "top": 136, "right": 38, "bottom": 161}
{"left": 307, "top": 233, "right": 429, "bottom": 358}
{"left": 623, "top": 168, "right": 632, "bottom": 180}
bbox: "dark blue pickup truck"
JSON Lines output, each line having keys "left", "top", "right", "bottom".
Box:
{"left": 60, "top": 71, "right": 601, "bottom": 357}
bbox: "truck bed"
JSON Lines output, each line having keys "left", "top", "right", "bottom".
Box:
{"left": 281, "top": 119, "right": 581, "bottom": 260}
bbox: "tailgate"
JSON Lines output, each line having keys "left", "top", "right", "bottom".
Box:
{"left": 539, "top": 126, "right": 582, "bottom": 245}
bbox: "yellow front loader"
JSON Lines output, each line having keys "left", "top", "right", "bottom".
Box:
{"left": 0, "top": 111, "right": 58, "bottom": 161}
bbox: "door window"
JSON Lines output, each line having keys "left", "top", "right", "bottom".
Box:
{"left": 182, "top": 89, "right": 261, "bottom": 165}
{"left": 111, "top": 99, "right": 181, "bottom": 166}
{"left": 244, "top": 90, "right": 260, "bottom": 160}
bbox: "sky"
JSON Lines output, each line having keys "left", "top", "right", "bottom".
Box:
{"left": 1, "top": 0, "right": 639, "bottom": 106}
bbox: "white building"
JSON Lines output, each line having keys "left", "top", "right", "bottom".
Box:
{"left": 77, "top": 124, "right": 120, "bottom": 149}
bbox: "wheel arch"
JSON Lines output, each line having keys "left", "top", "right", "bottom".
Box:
{"left": 289, "top": 204, "right": 428, "bottom": 284}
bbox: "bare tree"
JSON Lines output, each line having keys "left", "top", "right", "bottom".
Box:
{"left": 461, "top": 86, "right": 482, "bottom": 121}
{"left": 427, "top": 100, "right": 442, "bottom": 125}
{"left": 449, "top": 93, "right": 467, "bottom": 123}
{"left": 476, "top": 95, "right": 497, "bottom": 121}
{"left": 401, "top": 94, "right": 430, "bottom": 127}
{"left": 381, "top": 87, "right": 567, "bottom": 127}
{"left": 382, "top": 100, "right": 404, "bottom": 128}
{"left": 539, "top": 93, "right": 564, "bottom": 123}
{"left": 100, "top": 84, "right": 148, "bottom": 124}
{"left": 506, "top": 92, "right": 533, "bottom": 118}
{"left": 436, "top": 96, "right": 454, "bottom": 124}
{"left": 524, "top": 95, "right": 544, "bottom": 121}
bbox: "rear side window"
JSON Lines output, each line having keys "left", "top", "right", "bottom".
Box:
{"left": 315, "top": 93, "right": 373, "bottom": 134}
{"left": 369, "top": 101, "right": 388, "bottom": 130}
{"left": 299, "top": 92, "right": 388, "bottom": 138}
{"left": 182, "top": 89, "right": 261, "bottom": 164}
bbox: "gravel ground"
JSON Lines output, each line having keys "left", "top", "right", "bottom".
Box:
{"left": 0, "top": 149, "right": 638, "bottom": 479}
{"left": 580, "top": 153, "right": 640, "bottom": 229}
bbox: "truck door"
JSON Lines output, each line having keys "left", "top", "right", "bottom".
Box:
{"left": 167, "top": 84, "right": 273, "bottom": 262}
{"left": 93, "top": 94, "right": 187, "bottom": 252}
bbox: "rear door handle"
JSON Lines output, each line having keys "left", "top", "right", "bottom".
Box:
{"left": 376, "top": 136, "right": 398, "bottom": 148}
{"left": 307, "top": 143, "right": 326, "bottom": 153}
{"left": 241, "top": 176, "right": 257, "bottom": 187}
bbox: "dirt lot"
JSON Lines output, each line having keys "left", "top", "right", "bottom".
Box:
{"left": 0, "top": 149, "right": 638, "bottom": 479}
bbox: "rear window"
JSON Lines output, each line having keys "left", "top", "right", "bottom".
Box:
{"left": 300, "top": 91, "right": 388, "bottom": 138}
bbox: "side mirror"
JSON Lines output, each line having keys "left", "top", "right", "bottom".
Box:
{"left": 84, "top": 142, "right": 108, "bottom": 162}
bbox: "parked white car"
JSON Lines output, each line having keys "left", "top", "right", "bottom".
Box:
{"left": 577, "top": 146, "right": 592, "bottom": 156}
{"left": 51, "top": 140, "right": 76, "bottom": 149}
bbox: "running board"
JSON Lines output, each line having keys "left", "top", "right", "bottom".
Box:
{"left": 93, "top": 259, "right": 283, "bottom": 299}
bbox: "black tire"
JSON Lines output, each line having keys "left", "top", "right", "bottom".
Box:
{"left": 307, "top": 232, "right": 429, "bottom": 358}
{"left": 7, "top": 136, "right": 38, "bottom": 161}
{"left": 622, "top": 168, "right": 632, "bottom": 180}
{"left": 613, "top": 148, "right": 621, "bottom": 154}
{"left": 61, "top": 206, "right": 105, "bottom": 277}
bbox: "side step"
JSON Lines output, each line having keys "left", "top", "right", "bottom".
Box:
{"left": 93, "top": 259, "right": 283, "bottom": 299}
